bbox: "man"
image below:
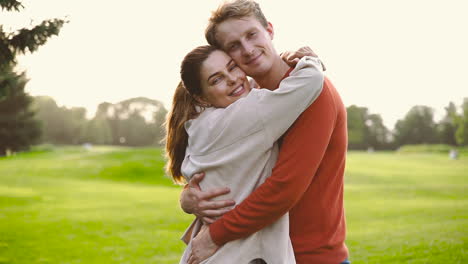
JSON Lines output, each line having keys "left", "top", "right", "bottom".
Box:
{"left": 182, "top": 1, "right": 349, "bottom": 263}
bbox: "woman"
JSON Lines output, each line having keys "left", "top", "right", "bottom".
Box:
{"left": 165, "top": 45, "right": 324, "bottom": 264}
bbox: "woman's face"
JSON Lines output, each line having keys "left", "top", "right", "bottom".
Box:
{"left": 199, "top": 50, "right": 251, "bottom": 108}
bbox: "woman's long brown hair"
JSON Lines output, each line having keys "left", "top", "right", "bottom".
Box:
{"left": 165, "top": 45, "right": 217, "bottom": 184}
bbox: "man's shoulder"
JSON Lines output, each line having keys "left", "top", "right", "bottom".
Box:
{"left": 288, "top": 76, "right": 344, "bottom": 126}
{"left": 304, "top": 77, "right": 338, "bottom": 111}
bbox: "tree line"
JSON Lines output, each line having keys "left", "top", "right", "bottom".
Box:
{"left": 2, "top": 93, "right": 466, "bottom": 155}
{"left": 32, "top": 96, "right": 167, "bottom": 147}
{"left": 346, "top": 100, "right": 468, "bottom": 150}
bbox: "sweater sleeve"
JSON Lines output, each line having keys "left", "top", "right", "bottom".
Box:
{"left": 209, "top": 78, "right": 338, "bottom": 246}
{"left": 255, "top": 56, "right": 324, "bottom": 143}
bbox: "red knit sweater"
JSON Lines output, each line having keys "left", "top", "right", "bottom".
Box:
{"left": 209, "top": 76, "right": 349, "bottom": 264}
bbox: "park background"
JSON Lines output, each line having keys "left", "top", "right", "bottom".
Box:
{"left": 1, "top": 0, "right": 467, "bottom": 263}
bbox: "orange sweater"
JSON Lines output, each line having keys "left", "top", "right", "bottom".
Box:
{"left": 209, "top": 77, "right": 349, "bottom": 264}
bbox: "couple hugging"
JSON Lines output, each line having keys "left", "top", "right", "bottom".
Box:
{"left": 165, "top": 1, "right": 349, "bottom": 263}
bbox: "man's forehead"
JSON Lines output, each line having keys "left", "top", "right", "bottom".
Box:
{"left": 216, "top": 17, "right": 264, "bottom": 44}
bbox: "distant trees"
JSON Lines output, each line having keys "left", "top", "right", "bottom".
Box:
{"left": 455, "top": 98, "right": 468, "bottom": 146}
{"left": 0, "top": 0, "right": 66, "bottom": 155}
{"left": 93, "top": 97, "right": 167, "bottom": 146}
{"left": 31, "top": 96, "right": 468, "bottom": 150}
{"left": 33, "top": 96, "right": 167, "bottom": 147}
{"left": 393, "top": 106, "right": 438, "bottom": 146}
{"left": 346, "top": 98, "right": 468, "bottom": 150}
{"left": 437, "top": 102, "right": 458, "bottom": 146}
{"left": 33, "top": 96, "right": 87, "bottom": 144}
{"left": 346, "top": 105, "right": 391, "bottom": 150}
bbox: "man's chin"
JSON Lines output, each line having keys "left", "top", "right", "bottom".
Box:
{"left": 244, "top": 64, "right": 268, "bottom": 78}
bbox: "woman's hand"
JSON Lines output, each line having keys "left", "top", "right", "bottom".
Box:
{"left": 188, "top": 225, "right": 219, "bottom": 264}
{"left": 180, "top": 172, "right": 236, "bottom": 224}
{"left": 281, "top": 46, "right": 326, "bottom": 71}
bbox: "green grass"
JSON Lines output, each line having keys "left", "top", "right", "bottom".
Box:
{"left": 0, "top": 146, "right": 467, "bottom": 263}
{"left": 345, "top": 151, "right": 467, "bottom": 263}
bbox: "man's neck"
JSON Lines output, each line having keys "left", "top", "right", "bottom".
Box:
{"left": 253, "top": 57, "right": 290, "bottom": 91}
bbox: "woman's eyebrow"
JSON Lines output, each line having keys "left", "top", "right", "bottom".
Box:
{"left": 207, "top": 59, "right": 234, "bottom": 81}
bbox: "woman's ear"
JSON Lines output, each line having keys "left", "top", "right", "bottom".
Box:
{"left": 193, "top": 95, "right": 212, "bottom": 107}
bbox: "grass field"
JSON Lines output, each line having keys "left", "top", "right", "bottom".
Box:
{"left": 0, "top": 146, "right": 466, "bottom": 263}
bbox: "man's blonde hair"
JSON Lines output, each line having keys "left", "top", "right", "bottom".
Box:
{"left": 205, "top": 0, "right": 268, "bottom": 48}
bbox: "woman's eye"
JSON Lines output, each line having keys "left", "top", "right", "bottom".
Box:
{"left": 229, "top": 64, "right": 238, "bottom": 71}
{"left": 212, "top": 76, "right": 222, "bottom": 84}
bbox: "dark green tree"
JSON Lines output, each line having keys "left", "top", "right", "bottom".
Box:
{"left": 346, "top": 105, "right": 369, "bottom": 150}
{"left": 393, "top": 105, "right": 438, "bottom": 146}
{"left": 366, "top": 113, "right": 391, "bottom": 150}
{"left": 0, "top": 0, "right": 66, "bottom": 155}
{"left": 346, "top": 105, "right": 391, "bottom": 150}
{"left": 0, "top": 65, "right": 40, "bottom": 155}
{"left": 455, "top": 98, "right": 468, "bottom": 146}
{"left": 437, "top": 102, "right": 458, "bottom": 146}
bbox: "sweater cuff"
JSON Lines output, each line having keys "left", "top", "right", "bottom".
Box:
{"left": 209, "top": 218, "right": 231, "bottom": 246}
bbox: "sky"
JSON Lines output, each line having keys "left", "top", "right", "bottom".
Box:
{"left": 2, "top": 0, "right": 467, "bottom": 128}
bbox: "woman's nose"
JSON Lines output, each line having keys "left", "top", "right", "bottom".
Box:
{"left": 226, "top": 73, "right": 236, "bottom": 85}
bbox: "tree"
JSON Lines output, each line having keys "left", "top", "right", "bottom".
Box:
{"left": 0, "top": 65, "right": 40, "bottom": 155}
{"left": 92, "top": 97, "right": 167, "bottom": 146}
{"left": 455, "top": 98, "right": 468, "bottom": 146}
{"left": 346, "top": 105, "right": 391, "bottom": 150}
{"left": 0, "top": 0, "right": 66, "bottom": 155}
{"left": 346, "top": 105, "right": 368, "bottom": 150}
{"left": 33, "top": 96, "right": 87, "bottom": 144}
{"left": 437, "top": 102, "right": 458, "bottom": 146}
{"left": 80, "top": 117, "right": 112, "bottom": 145}
{"left": 393, "top": 105, "right": 438, "bottom": 147}
{"left": 366, "top": 113, "right": 391, "bottom": 150}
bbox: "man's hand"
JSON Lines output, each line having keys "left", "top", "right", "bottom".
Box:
{"left": 281, "top": 46, "right": 326, "bottom": 71}
{"left": 180, "top": 172, "right": 236, "bottom": 224}
{"left": 188, "top": 225, "right": 219, "bottom": 264}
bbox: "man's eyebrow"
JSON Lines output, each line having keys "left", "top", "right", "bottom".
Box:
{"left": 224, "top": 27, "right": 257, "bottom": 47}
{"left": 207, "top": 59, "right": 234, "bottom": 82}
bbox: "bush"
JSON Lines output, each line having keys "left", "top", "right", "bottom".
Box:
{"left": 397, "top": 144, "right": 467, "bottom": 154}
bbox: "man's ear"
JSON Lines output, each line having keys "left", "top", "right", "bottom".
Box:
{"left": 266, "top": 22, "right": 274, "bottom": 40}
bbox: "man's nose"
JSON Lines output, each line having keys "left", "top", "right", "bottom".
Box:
{"left": 241, "top": 41, "right": 254, "bottom": 57}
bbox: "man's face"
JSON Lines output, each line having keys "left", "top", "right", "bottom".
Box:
{"left": 215, "top": 16, "right": 277, "bottom": 78}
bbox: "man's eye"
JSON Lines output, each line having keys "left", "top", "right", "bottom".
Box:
{"left": 248, "top": 32, "right": 256, "bottom": 37}
{"left": 229, "top": 64, "right": 238, "bottom": 71}
{"left": 229, "top": 44, "right": 239, "bottom": 51}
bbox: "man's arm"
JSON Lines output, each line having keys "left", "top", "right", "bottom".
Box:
{"left": 209, "top": 79, "right": 338, "bottom": 245}
{"left": 180, "top": 173, "right": 235, "bottom": 224}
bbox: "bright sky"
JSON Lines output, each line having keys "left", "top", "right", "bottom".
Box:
{"left": 2, "top": 0, "right": 467, "bottom": 128}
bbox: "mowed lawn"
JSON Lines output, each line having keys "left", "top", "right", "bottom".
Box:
{"left": 0, "top": 146, "right": 466, "bottom": 263}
